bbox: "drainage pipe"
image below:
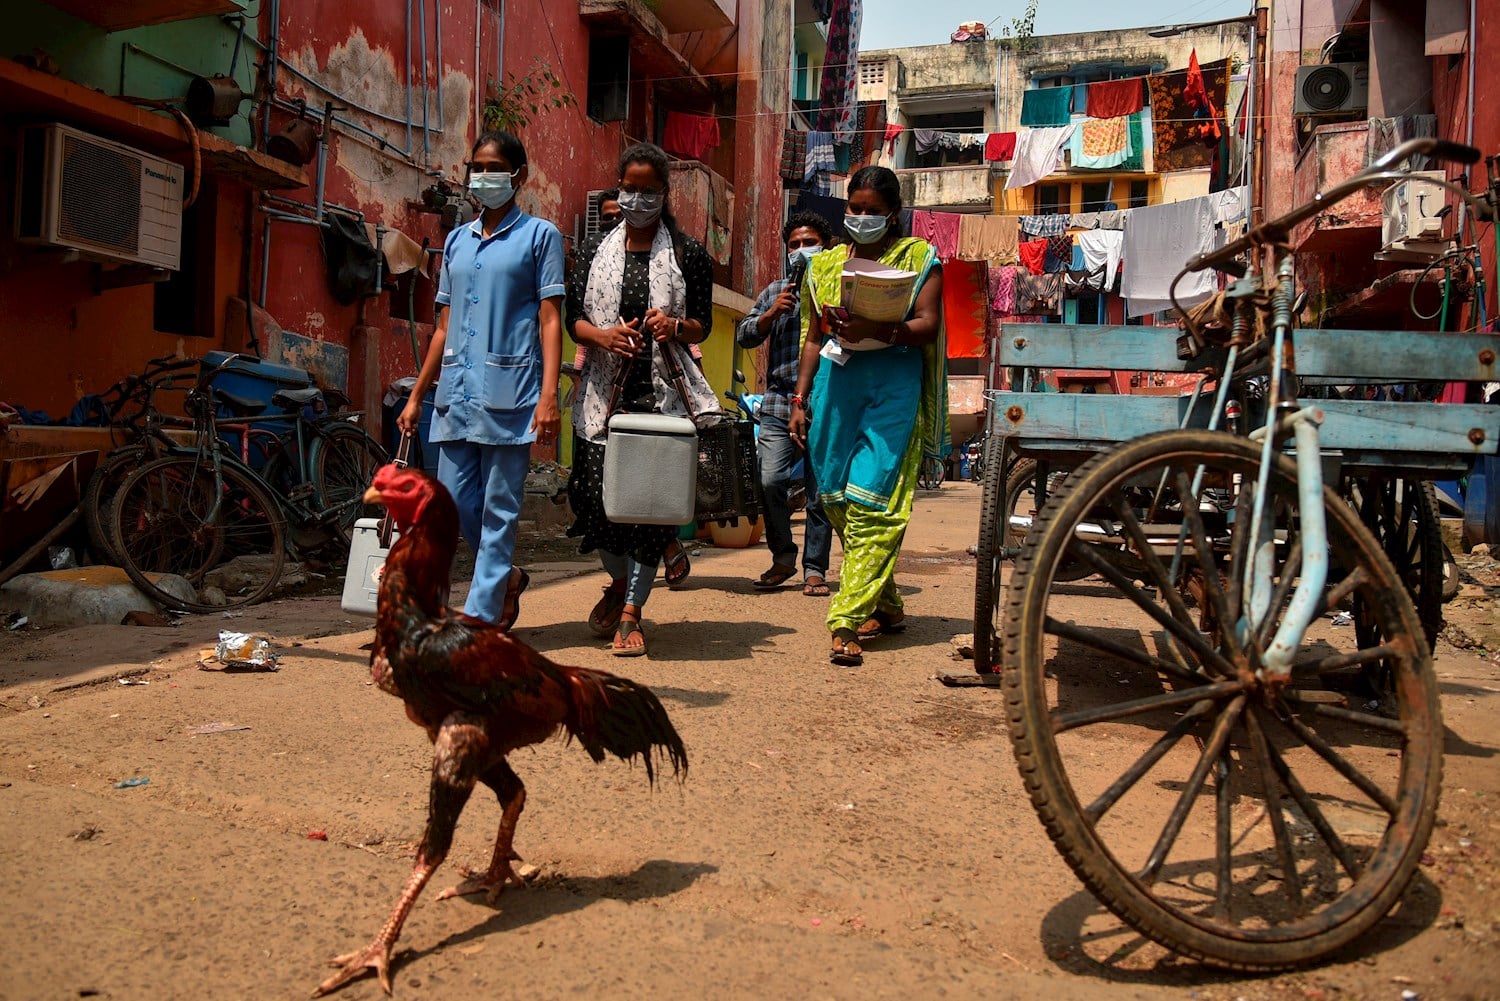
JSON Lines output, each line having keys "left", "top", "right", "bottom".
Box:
{"left": 418, "top": 0, "right": 431, "bottom": 166}
{"left": 407, "top": 0, "right": 415, "bottom": 160}
{"left": 269, "top": 95, "right": 407, "bottom": 157}
{"left": 434, "top": 0, "right": 445, "bottom": 140}
{"left": 474, "top": 0, "right": 482, "bottom": 138}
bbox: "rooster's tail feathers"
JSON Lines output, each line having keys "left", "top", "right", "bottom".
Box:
{"left": 563, "top": 669, "right": 687, "bottom": 786}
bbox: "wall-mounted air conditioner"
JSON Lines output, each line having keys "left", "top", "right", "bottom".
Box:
{"left": 1293, "top": 62, "right": 1369, "bottom": 117}
{"left": 1379, "top": 170, "right": 1452, "bottom": 263}
{"left": 14, "top": 122, "right": 184, "bottom": 271}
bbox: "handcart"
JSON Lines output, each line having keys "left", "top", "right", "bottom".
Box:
{"left": 967, "top": 138, "right": 1499, "bottom": 969}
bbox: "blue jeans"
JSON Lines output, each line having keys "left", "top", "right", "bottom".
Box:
{"left": 436, "top": 440, "right": 530, "bottom": 621}
{"left": 598, "top": 549, "right": 657, "bottom": 608}
{"left": 757, "top": 409, "right": 831, "bottom": 577}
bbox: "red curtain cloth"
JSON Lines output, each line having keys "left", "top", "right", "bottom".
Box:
{"left": 1086, "top": 78, "right": 1145, "bottom": 119}
{"left": 941, "top": 258, "right": 989, "bottom": 359}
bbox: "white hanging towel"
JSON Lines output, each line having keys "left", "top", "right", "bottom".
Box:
{"left": 1122, "top": 195, "right": 1217, "bottom": 317}
{"left": 1004, "top": 125, "right": 1077, "bottom": 190}
{"left": 1075, "top": 229, "right": 1125, "bottom": 291}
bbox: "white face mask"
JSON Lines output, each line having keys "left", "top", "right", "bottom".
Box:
{"left": 787, "top": 245, "right": 821, "bottom": 270}
{"left": 844, "top": 213, "right": 890, "bottom": 244}
{"left": 469, "top": 170, "right": 517, "bottom": 209}
{"left": 617, "top": 190, "right": 665, "bottom": 228}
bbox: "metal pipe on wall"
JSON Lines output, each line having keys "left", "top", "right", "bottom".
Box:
{"left": 418, "top": 0, "right": 431, "bottom": 166}
{"left": 262, "top": 0, "right": 281, "bottom": 149}
{"left": 269, "top": 95, "right": 407, "bottom": 155}
{"left": 434, "top": 0, "right": 445, "bottom": 139}
{"left": 474, "top": 0, "right": 482, "bottom": 138}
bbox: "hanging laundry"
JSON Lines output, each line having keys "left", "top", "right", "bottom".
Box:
{"left": 1075, "top": 229, "right": 1124, "bottom": 291}
{"left": 883, "top": 123, "right": 905, "bottom": 155}
{"left": 804, "top": 130, "right": 837, "bottom": 195}
{"left": 1086, "top": 78, "right": 1145, "bottom": 120}
{"left": 817, "top": 0, "right": 864, "bottom": 137}
{"left": 780, "top": 129, "right": 808, "bottom": 184}
{"left": 983, "top": 131, "right": 1017, "bottom": 162}
{"left": 989, "top": 264, "right": 1017, "bottom": 314}
{"left": 942, "top": 259, "right": 989, "bottom": 359}
{"left": 928, "top": 212, "right": 962, "bottom": 259}
{"left": 913, "top": 129, "right": 943, "bottom": 155}
{"left": 1005, "top": 125, "right": 1076, "bottom": 190}
{"left": 1069, "top": 211, "right": 1101, "bottom": 230}
{"left": 1020, "top": 86, "right": 1073, "bottom": 127}
{"left": 1014, "top": 272, "right": 1064, "bottom": 314}
{"left": 707, "top": 169, "right": 733, "bottom": 265}
{"left": 1096, "top": 208, "right": 1126, "bottom": 230}
{"left": 1367, "top": 115, "right": 1437, "bottom": 167}
{"left": 911, "top": 209, "right": 938, "bottom": 246}
{"left": 1020, "top": 214, "right": 1068, "bottom": 238}
{"left": 957, "top": 214, "right": 1020, "bottom": 263}
{"left": 662, "top": 112, "right": 721, "bottom": 160}
{"left": 1208, "top": 185, "right": 1248, "bottom": 226}
{"left": 1043, "top": 234, "right": 1073, "bottom": 274}
{"left": 1070, "top": 241, "right": 1085, "bottom": 271}
{"left": 1070, "top": 114, "right": 1133, "bottom": 170}
{"left": 1121, "top": 195, "right": 1216, "bottom": 317}
{"left": 1018, "top": 238, "right": 1047, "bottom": 276}
{"left": 798, "top": 192, "right": 848, "bottom": 235}
{"left": 1148, "top": 55, "right": 1229, "bottom": 172}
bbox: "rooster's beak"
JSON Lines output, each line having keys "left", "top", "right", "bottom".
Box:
{"left": 363, "top": 485, "right": 383, "bottom": 505}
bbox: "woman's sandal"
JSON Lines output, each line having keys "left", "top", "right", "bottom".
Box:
{"left": 495, "top": 568, "right": 531, "bottom": 630}
{"left": 754, "top": 563, "right": 798, "bottom": 589}
{"left": 611, "top": 615, "right": 648, "bottom": 657}
{"left": 664, "top": 544, "right": 692, "bottom": 589}
{"left": 856, "top": 609, "right": 907, "bottom": 641}
{"left": 802, "top": 574, "right": 830, "bottom": 597}
{"left": 830, "top": 627, "right": 864, "bottom": 667}
{"left": 588, "top": 583, "right": 627, "bottom": 638}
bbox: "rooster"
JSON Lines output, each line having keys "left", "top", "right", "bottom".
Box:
{"left": 315, "top": 465, "right": 686, "bottom": 996}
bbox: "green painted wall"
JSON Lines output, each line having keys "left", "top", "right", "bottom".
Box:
{"left": 13, "top": 0, "right": 257, "bottom": 147}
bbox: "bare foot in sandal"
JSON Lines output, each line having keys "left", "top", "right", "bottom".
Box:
{"left": 611, "top": 606, "right": 648, "bottom": 657}
{"left": 830, "top": 628, "right": 863, "bottom": 666}
{"left": 802, "top": 574, "right": 830, "bottom": 597}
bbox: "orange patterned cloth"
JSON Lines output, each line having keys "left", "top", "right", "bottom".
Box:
{"left": 1080, "top": 116, "right": 1129, "bottom": 158}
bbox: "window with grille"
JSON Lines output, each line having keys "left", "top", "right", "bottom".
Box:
{"left": 859, "top": 60, "right": 885, "bottom": 87}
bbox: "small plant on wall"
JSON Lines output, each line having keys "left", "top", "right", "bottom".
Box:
{"left": 999, "top": 0, "right": 1041, "bottom": 52}
{"left": 482, "top": 58, "right": 575, "bottom": 133}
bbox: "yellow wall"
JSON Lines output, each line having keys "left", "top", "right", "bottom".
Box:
{"left": 991, "top": 176, "right": 1164, "bottom": 215}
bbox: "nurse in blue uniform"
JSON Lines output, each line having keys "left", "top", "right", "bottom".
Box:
{"left": 398, "top": 130, "right": 564, "bottom": 628}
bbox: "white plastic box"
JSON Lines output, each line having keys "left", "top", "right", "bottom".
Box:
{"left": 602, "top": 413, "right": 698, "bottom": 525}
{"left": 341, "top": 517, "right": 399, "bottom": 616}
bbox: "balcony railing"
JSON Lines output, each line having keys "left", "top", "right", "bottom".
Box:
{"left": 1292, "top": 120, "right": 1379, "bottom": 253}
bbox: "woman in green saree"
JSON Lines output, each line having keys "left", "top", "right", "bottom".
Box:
{"left": 789, "top": 166, "right": 950, "bottom": 666}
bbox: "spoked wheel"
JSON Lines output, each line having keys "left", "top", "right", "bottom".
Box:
{"left": 1344, "top": 476, "right": 1444, "bottom": 649}
{"left": 311, "top": 423, "right": 388, "bottom": 543}
{"left": 918, "top": 455, "right": 946, "bottom": 491}
{"left": 82, "top": 445, "right": 149, "bottom": 565}
{"left": 1003, "top": 430, "right": 1440, "bottom": 970}
{"left": 973, "top": 436, "right": 1006, "bottom": 672}
{"left": 1006, "top": 459, "right": 1089, "bottom": 582}
{"left": 110, "top": 455, "right": 288, "bottom": 613}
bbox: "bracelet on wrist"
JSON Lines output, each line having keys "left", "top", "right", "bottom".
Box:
{"left": 789, "top": 393, "right": 805, "bottom": 408}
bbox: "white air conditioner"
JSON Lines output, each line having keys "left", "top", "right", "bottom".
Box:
{"left": 1293, "top": 62, "right": 1369, "bottom": 117}
{"left": 14, "top": 123, "right": 183, "bottom": 270}
{"left": 1379, "top": 170, "right": 1452, "bottom": 262}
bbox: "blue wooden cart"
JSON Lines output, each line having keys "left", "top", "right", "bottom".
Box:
{"left": 962, "top": 138, "right": 1500, "bottom": 971}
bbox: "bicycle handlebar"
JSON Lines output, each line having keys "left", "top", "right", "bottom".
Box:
{"left": 1183, "top": 137, "right": 1486, "bottom": 275}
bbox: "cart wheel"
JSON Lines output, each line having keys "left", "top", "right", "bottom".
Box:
{"left": 1440, "top": 542, "right": 1460, "bottom": 602}
{"left": 973, "top": 436, "right": 1006, "bottom": 672}
{"left": 1344, "top": 477, "right": 1444, "bottom": 650}
{"left": 1003, "top": 430, "right": 1440, "bottom": 970}
{"left": 1005, "top": 460, "right": 1091, "bottom": 582}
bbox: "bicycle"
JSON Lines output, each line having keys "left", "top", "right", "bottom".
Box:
{"left": 991, "top": 137, "right": 1496, "bottom": 968}
{"left": 106, "top": 356, "right": 387, "bottom": 612}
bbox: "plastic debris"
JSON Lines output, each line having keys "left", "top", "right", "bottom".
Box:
{"left": 112, "top": 777, "right": 150, "bottom": 789}
{"left": 118, "top": 678, "right": 149, "bottom": 686}
{"left": 5, "top": 614, "right": 28, "bottom": 631}
{"left": 48, "top": 545, "right": 78, "bottom": 570}
{"left": 1330, "top": 611, "right": 1354, "bottom": 626}
{"left": 307, "top": 830, "right": 328, "bottom": 841}
{"left": 187, "top": 721, "right": 251, "bottom": 735}
{"left": 199, "top": 631, "right": 280, "bottom": 672}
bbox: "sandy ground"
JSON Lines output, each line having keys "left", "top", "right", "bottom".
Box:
{"left": 1, "top": 483, "right": 1497, "bottom": 1001}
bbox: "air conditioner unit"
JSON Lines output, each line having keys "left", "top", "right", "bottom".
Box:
{"left": 1293, "top": 62, "right": 1369, "bottom": 117}
{"left": 1378, "top": 170, "right": 1452, "bottom": 262}
{"left": 14, "top": 122, "right": 183, "bottom": 270}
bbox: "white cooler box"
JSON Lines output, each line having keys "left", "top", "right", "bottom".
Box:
{"left": 603, "top": 413, "right": 698, "bottom": 525}
{"left": 341, "top": 517, "right": 399, "bottom": 616}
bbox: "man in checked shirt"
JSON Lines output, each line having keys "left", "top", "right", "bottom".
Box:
{"left": 736, "top": 212, "right": 835, "bottom": 596}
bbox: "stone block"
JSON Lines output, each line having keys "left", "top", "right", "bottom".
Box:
{"left": 0, "top": 567, "right": 196, "bottom": 627}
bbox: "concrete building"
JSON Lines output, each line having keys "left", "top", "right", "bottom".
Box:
{"left": 1261, "top": 0, "right": 1496, "bottom": 332}
{"left": 1, "top": 0, "right": 791, "bottom": 465}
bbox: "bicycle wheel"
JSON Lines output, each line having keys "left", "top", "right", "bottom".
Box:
{"left": 972, "top": 435, "right": 1006, "bottom": 672}
{"left": 918, "top": 455, "right": 946, "bottom": 490}
{"left": 83, "top": 445, "right": 149, "bottom": 565}
{"left": 1003, "top": 430, "right": 1439, "bottom": 970}
{"left": 310, "top": 423, "right": 388, "bottom": 541}
{"left": 110, "top": 456, "right": 287, "bottom": 613}
{"left": 1346, "top": 476, "right": 1443, "bottom": 649}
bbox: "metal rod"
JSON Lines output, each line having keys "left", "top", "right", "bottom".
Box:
{"left": 407, "top": 0, "right": 415, "bottom": 155}
{"left": 272, "top": 57, "right": 439, "bottom": 136}
{"left": 264, "top": 193, "right": 364, "bottom": 220}
{"left": 269, "top": 95, "right": 406, "bottom": 156}
{"left": 259, "top": 214, "right": 271, "bottom": 305}
{"left": 1263, "top": 410, "right": 1329, "bottom": 678}
{"left": 418, "top": 0, "right": 431, "bottom": 166}
{"left": 263, "top": 0, "right": 281, "bottom": 150}
{"left": 433, "top": 0, "right": 444, "bottom": 137}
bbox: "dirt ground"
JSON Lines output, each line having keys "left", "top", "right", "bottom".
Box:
{"left": 1, "top": 483, "right": 1498, "bottom": 1001}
